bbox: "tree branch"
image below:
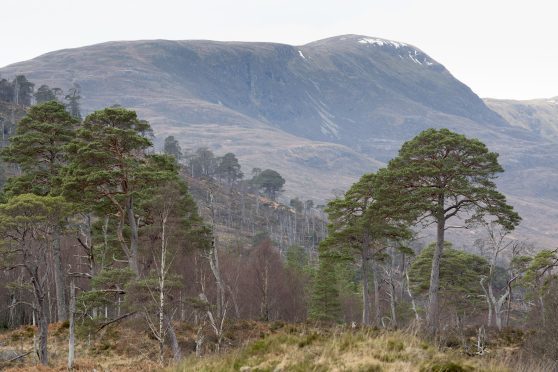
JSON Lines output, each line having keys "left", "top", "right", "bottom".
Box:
{"left": 96, "top": 311, "right": 136, "bottom": 333}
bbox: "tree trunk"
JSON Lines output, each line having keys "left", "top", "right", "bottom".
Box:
{"left": 9, "top": 294, "right": 16, "bottom": 328}
{"left": 195, "top": 324, "right": 205, "bottom": 357}
{"left": 361, "top": 246, "right": 371, "bottom": 325}
{"left": 228, "top": 285, "right": 241, "bottom": 319}
{"left": 480, "top": 277, "right": 493, "bottom": 327}
{"left": 68, "top": 280, "right": 76, "bottom": 370}
{"left": 158, "top": 213, "right": 168, "bottom": 365}
{"left": 261, "top": 264, "right": 270, "bottom": 321}
{"left": 165, "top": 316, "right": 182, "bottom": 361}
{"left": 505, "top": 282, "right": 513, "bottom": 327}
{"left": 370, "top": 258, "right": 381, "bottom": 327}
{"left": 405, "top": 270, "right": 421, "bottom": 321}
{"left": 52, "top": 228, "right": 67, "bottom": 322}
{"left": 388, "top": 276, "right": 398, "bottom": 328}
{"left": 32, "top": 274, "right": 49, "bottom": 365}
{"left": 127, "top": 198, "right": 140, "bottom": 277}
{"left": 539, "top": 295, "right": 545, "bottom": 327}
{"left": 494, "top": 294, "right": 505, "bottom": 330}
{"left": 426, "top": 210, "right": 445, "bottom": 334}
{"left": 208, "top": 239, "right": 225, "bottom": 320}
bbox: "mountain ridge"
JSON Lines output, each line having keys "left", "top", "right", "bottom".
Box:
{"left": 0, "top": 35, "right": 556, "bottom": 245}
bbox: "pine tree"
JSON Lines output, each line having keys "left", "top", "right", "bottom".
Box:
{"left": 309, "top": 255, "right": 341, "bottom": 322}
{"left": 251, "top": 169, "right": 285, "bottom": 200}
{"left": 381, "top": 128, "right": 520, "bottom": 333}
{"left": 216, "top": 152, "right": 243, "bottom": 185}
{"left": 408, "top": 242, "right": 490, "bottom": 316}
{"left": 2, "top": 101, "right": 77, "bottom": 196}
{"left": 62, "top": 107, "right": 154, "bottom": 276}
{"left": 13, "top": 75, "right": 34, "bottom": 106}
{"left": 324, "top": 172, "right": 412, "bottom": 325}
{"left": 64, "top": 84, "right": 82, "bottom": 120}
{"left": 34, "top": 85, "right": 57, "bottom": 104}
{"left": 1, "top": 101, "right": 77, "bottom": 322}
{"left": 163, "top": 135, "right": 182, "bottom": 160}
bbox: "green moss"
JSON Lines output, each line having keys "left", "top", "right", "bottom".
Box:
{"left": 420, "top": 360, "right": 471, "bottom": 372}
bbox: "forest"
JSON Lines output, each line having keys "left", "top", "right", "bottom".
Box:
{"left": 0, "top": 76, "right": 556, "bottom": 371}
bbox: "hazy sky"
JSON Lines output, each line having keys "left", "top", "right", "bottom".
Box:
{"left": 2, "top": 0, "right": 557, "bottom": 99}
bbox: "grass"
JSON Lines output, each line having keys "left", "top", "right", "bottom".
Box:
{"left": 172, "top": 325, "right": 513, "bottom": 372}
{"left": 0, "top": 320, "right": 544, "bottom": 371}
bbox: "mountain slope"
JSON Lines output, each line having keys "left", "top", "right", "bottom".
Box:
{"left": 1, "top": 35, "right": 556, "bottom": 245}
{"left": 0, "top": 35, "right": 509, "bottom": 150}
{"left": 485, "top": 97, "right": 558, "bottom": 142}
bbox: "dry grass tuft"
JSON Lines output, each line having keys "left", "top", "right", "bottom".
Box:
{"left": 0, "top": 321, "right": 548, "bottom": 371}
{"left": 173, "top": 326, "right": 516, "bottom": 372}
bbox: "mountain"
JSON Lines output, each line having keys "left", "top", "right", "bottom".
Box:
{"left": 485, "top": 97, "right": 558, "bottom": 142}
{"left": 1, "top": 35, "right": 557, "bottom": 245}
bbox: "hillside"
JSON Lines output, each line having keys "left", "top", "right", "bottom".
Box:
{"left": 1, "top": 35, "right": 557, "bottom": 245}
{"left": 185, "top": 173, "right": 327, "bottom": 253}
{"left": 485, "top": 97, "right": 558, "bottom": 142}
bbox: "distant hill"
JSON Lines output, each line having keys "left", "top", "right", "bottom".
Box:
{"left": 485, "top": 97, "right": 558, "bottom": 142}
{"left": 1, "top": 35, "right": 557, "bottom": 245}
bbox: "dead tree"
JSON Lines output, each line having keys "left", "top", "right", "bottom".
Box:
{"left": 477, "top": 222, "right": 522, "bottom": 330}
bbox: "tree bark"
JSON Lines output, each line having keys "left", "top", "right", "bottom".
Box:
{"left": 494, "top": 291, "right": 508, "bottom": 330}
{"left": 260, "top": 264, "right": 270, "bottom": 321}
{"left": 405, "top": 270, "right": 421, "bottom": 321}
{"left": 505, "top": 282, "right": 513, "bottom": 327}
{"left": 539, "top": 295, "right": 545, "bottom": 327}
{"left": 208, "top": 192, "right": 226, "bottom": 320}
{"left": 361, "top": 247, "right": 371, "bottom": 325}
{"left": 31, "top": 272, "right": 49, "bottom": 365}
{"left": 9, "top": 293, "right": 16, "bottom": 328}
{"left": 52, "top": 227, "right": 67, "bottom": 322}
{"left": 480, "top": 276, "right": 493, "bottom": 327}
{"left": 388, "top": 272, "right": 398, "bottom": 328}
{"left": 426, "top": 203, "right": 445, "bottom": 334}
{"left": 127, "top": 197, "right": 140, "bottom": 277}
{"left": 165, "top": 316, "right": 181, "bottom": 361}
{"left": 208, "top": 240, "right": 225, "bottom": 320}
{"left": 158, "top": 219, "right": 166, "bottom": 366}
{"left": 68, "top": 280, "right": 75, "bottom": 370}
{"left": 370, "top": 258, "right": 381, "bottom": 327}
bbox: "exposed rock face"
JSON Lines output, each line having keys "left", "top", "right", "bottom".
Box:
{"left": 1, "top": 35, "right": 557, "bottom": 244}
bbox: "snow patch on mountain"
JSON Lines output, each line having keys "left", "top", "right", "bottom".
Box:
{"left": 408, "top": 50, "right": 423, "bottom": 65}
{"left": 307, "top": 93, "right": 339, "bottom": 138}
{"left": 358, "top": 37, "right": 407, "bottom": 49}
{"left": 357, "top": 37, "right": 435, "bottom": 67}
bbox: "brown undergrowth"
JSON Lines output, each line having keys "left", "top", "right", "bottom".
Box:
{"left": 0, "top": 320, "right": 541, "bottom": 372}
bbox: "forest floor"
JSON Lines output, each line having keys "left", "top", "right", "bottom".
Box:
{"left": 0, "top": 320, "right": 542, "bottom": 371}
